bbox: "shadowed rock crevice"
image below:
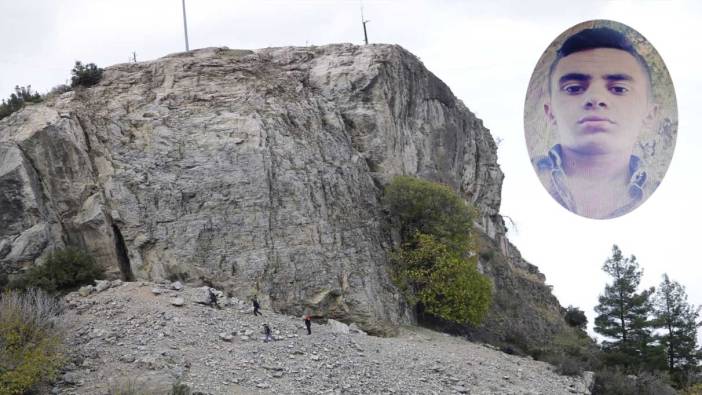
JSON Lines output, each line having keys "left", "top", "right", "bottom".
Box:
{"left": 112, "top": 224, "right": 134, "bottom": 281}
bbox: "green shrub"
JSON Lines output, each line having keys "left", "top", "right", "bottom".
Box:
{"left": 170, "top": 381, "right": 192, "bottom": 395}
{"left": 70, "top": 61, "right": 103, "bottom": 88}
{"left": 384, "top": 176, "right": 492, "bottom": 326}
{"left": 0, "top": 288, "right": 65, "bottom": 394}
{"left": 11, "top": 247, "right": 104, "bottom": 293}
{"left": 592, "top": 368, "right": 637, "bottom": 395}
{"left": 392, "top": 233, "right": 492, "bottom": 325}
{"left": 635, "top": 371, "right": 677, "bottom": 395}
{"left": 531, "top": 330, "right": 603, "bottom": 377}
{"left": 0, "top": 85, "right": 43, "bottom": 121}
{"left": 592, "top": 368, "right": 676, "bottom": 395}
{"left": 383, "top": 176, "right": 476, "bottom": 253}
{"left": 545, "top": 352, "right": 585, "bottom": 376}
{"left": 501, "top": 330, "right": 532, "bottom": 357}
{"left": 564, "top": 305, "right": 588, "bottom": 330}
{"left": 682, "top": 383, "right": 702, "bottom": 395}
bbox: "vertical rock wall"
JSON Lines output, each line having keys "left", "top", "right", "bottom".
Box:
{"left": 0, "top": 44, "right": 564, "bottom": 339}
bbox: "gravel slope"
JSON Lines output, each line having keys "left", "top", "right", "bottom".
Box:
{"left": 54, "top": 281, "right": 591, "bottom": 394}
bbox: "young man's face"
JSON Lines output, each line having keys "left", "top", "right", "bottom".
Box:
{"left": 545, "top": 48, "right": 654, "bottom": 156}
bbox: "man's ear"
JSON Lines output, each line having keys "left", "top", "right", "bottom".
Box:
{"left": 544, "top": 102, "right": 556, "bottom": 125}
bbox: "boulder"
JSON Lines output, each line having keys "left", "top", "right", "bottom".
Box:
{"left": 170, "top": 297, "right": 185, "bottom": 307}
{"left": 328, "top": 319, "right": 350, "bottom": 334}
{"left": 79, "top": 285, "right": 94, "bottom": 297}
{"left": 94, "top": 280, "right": 111, "bottom": 293}
{"left": 193, "top": 286, "right": 214, "bottom": 305}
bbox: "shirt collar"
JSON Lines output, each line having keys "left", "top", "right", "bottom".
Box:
{"left": 540, "top": 144, "right": 647, "bottom": 218}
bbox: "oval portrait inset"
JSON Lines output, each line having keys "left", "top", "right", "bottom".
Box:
{"left": 524, "top": 20, "right": 677, "bottom": 219}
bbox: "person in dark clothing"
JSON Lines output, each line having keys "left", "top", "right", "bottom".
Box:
{"left": 304, "top": 314, "right": 312, "bottom": 335}
{"left": 262, "top": 323, "right": 273, "bottom": 342}
{"left": 208, "top": 288, "right": 221, "bottom": 309}
{"left": 252, "top": 297, "right": 261, "bottom": 316}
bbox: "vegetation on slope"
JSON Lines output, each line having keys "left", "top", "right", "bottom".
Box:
{"left": 0, "top": 288, "right": 65, "bottom": 394}
{"left": 383, "top": 176, "right": 492, "bottom": 326}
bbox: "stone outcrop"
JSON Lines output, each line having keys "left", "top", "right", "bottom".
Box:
{"left": 0, "top": 44, "right": 564, "bottom": 341}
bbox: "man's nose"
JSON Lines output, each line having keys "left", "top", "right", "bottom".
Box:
{"left": 584, "top": 87, "right": 608, "bottom": 109}
{"left": 584, "top": 97, "right": 607, "bottom": 109}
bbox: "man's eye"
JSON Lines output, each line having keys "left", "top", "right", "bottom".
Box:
{"left": 610, "top": 85, "right": 629, "bottom": 94}
{"left": 562, "top": 84, "right": 585, "bottom": 94}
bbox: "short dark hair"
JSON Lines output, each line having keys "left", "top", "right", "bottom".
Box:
{"left": 548, "top": 27, "right": 652, "bottom": 94}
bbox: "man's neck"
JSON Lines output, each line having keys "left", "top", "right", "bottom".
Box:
{"left": 559, "top": 146, "right": 634, "bottom": 218}
{"left": 560, "top": 146, "right": 630, "bottom": 183}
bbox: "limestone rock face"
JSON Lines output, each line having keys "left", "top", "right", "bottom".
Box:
{"left": 0, "top": 44, "right": 557, "bottom": 339}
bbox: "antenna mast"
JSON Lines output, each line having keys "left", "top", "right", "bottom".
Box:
{"left": 361, "top": 6, "right": 370, "bottom": 45}
{"left": 182, "top": 0, "right": 190, "bottom": 51}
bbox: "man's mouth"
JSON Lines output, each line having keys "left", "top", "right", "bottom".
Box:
{"left": 577, "top": 116, "right": 614, "bottom": 124}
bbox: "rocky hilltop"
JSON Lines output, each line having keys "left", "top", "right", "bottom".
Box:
{"left": 1, "top": 44, "right": 564, "bottom": 345}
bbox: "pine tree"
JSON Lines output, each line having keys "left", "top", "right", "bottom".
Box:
{"left": 653, "top": 274, "right": 701, "bottom": 387}
{"left": 594, "top": 245, "right": 659, "bottom": 370}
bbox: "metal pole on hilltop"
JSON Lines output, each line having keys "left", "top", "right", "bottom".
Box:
{"left": 182, "top": 0, "right": 190, "bottom": 51}
{"left": 361, "top": 5, "right": 370, "bottom": 45}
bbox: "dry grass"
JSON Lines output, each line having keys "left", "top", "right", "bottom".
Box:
{"left": 0, "top": 288, "right": 66, "bottom": 395}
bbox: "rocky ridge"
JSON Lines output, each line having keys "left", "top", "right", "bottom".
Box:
{"left": 2, "top": 43, "right": 565, "bottom": 345}
{"left": 56, "top": 280, "right": 592, "bottom": 394}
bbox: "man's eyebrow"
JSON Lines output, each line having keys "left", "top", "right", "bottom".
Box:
{"left": 558, "top": 73, "right": 590, "bottom": 85}
{"left": 604, "top": 73, "right": 634, "bottom": 82}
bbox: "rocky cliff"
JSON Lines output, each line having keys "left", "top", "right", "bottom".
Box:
{"left": 0, "top": 44, "right": 565, "bottom": 342}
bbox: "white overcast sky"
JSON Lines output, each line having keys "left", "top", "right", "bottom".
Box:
{"left": 2, "top": 0, "right": 700, "bottom": 338}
